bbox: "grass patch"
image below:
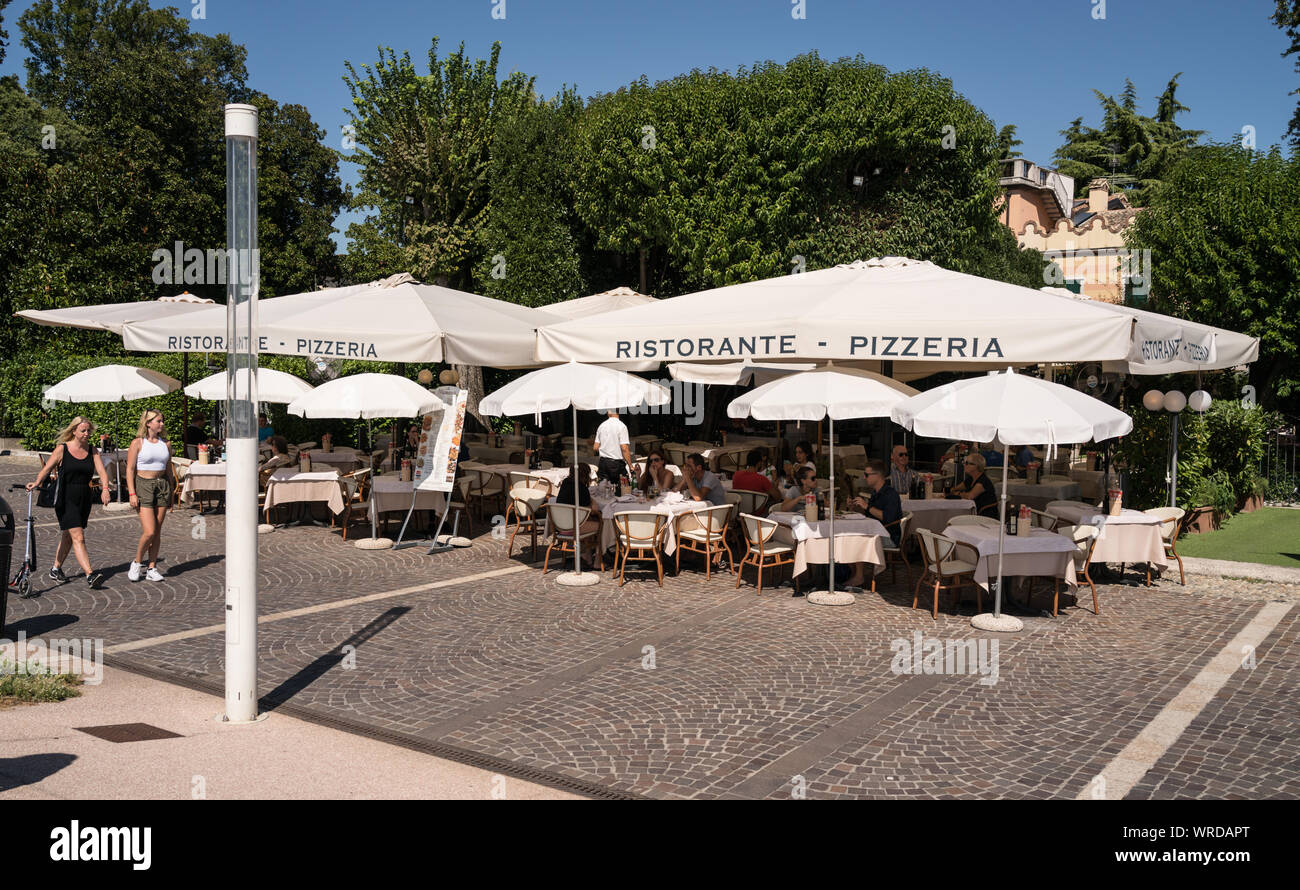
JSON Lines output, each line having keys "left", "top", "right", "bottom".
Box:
{"left": 1178, "top": 508, "right": 1300, "bottom": 569}
{"left": 0, "top": 659, "right": 83, "bottom": 703}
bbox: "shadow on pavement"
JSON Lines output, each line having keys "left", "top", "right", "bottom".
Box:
{"left": 0, "top": 753, "right": 78, "bottom": 793}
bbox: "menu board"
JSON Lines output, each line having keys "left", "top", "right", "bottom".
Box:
{"left": 413, "top": 387, "right": 467, "bottom": 493}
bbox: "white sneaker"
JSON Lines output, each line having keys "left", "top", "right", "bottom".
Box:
{"left": 145, "top": 566, "right": 164, "bottom": 582}
{"left": 128, "top": 561, "right": 142, "bottom": 582}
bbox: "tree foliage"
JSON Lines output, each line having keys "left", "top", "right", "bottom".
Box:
{"left": 1125, "top": 143, "right": 1300, "bottom": 411}
{"left": 1275, "top": 0, "right": 1300, "bottom": 147}
{"left": 1053, "top": 76, "right": 1203, "bottom": 204}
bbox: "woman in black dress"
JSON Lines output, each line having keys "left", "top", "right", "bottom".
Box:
{"left": 950, "top": 452, "right": 998, "bottom": 517}
{"left": 27, "top": 416, "right": 113, "bottom": 588}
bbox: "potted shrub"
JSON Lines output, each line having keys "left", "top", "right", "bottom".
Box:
{"left": 1184, "top": 471, "right": 1235, "bottom": 533}
{"left": 1237, "top": 476, "right": 1268, "bottom": 513}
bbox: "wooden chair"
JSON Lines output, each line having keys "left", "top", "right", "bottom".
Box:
{"left": 613, "top": 511, "right": 667, "bottom": 586}
{"left": 1143, "top": 507, "right": 1187, "bottom": 585}
{"left": 336, "top": 470, "right": 373, "bottom": 541}
{"left": 506, "top": 475, "right": 552, "bottom": 559}
{"left": 735, "top": 514, "right": 795, "bottom": 594}
{"left": 1027, "top": 507, "right": 1064, "bottom": 531}
{"left": 663, "top": 445, "right": 689, "bottom": 468}
{"left": 1055, "top": 524, "right": 1101, "bottom": 615}
{"left": 466, "top": 468, "right": 506, "bottom": 520}
{"left": 732, "top": 488, "right": 772, "bottom": 519}
{"left": 675, "top": 504, "right": 735, "bottom": 580}
{"left": 543, "top": 503, "right": 602, "bottom": 575}
{"left": 881, "top": 512, "right": 913, "bottom": 588}
{"left": 912, "top": 529, "right": 981, "bottom": 620}
{"left": 947, "top": 515, "right": 1000, "bottom": 530}
{"left": 717, "top": 450, "right": 746, "bottom": 475}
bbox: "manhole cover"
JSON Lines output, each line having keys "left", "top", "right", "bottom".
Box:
{"left": 75, "top": 723, "right": 183, "bottom": 743}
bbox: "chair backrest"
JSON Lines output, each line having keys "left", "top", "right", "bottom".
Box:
{"left": 185, "top": 444, "right": 198, "bottom": 460}
{"left": 508, "top": 471, "right": 532, "bottom": 489}
{"left": 724, "top": 490, "right": 743, "bottom": 508}
{"left": 614, "top": 511, "right": 665, "bottom": 544}
{"left": 947, "top": 515, "right": 1000, "bottom": 529}
{"left": 1143, "top": 506, "right": 1185, "bottom": 541}
{"left": 984, "top": 467, "right": 1005, "bottom": 483}
{"left": 739, "top": 513, "right": 779, "bottom": 548}
{"left": 1047, "top": 499, "right": 1082, "bottom": 511}
{"left": 1056, "top": 524, "right": 1100, "bottom": 564}
{"left": 548, "top": 502, "right": 590, "bottom": 534}
{"left": 1027, "top": 507, "right": 1061, "bottom": 530}
{"left": 693, "top": 503, "right": 734, "bottom": 535}
{"left": 664, "top": 446, "right": 688, "bottom": 467}
{"left": 734, "top": 489, "right": 770, "bottom": 516}
{"left": 718, "top": 450, "right": 746, "bottom": 474}
{"left": 914, "top": 528, "right": 957, "bottom": 567}
{"left": 887, "top": 512, "right": 913, "bottom": 548}
{"left": 537, "top": 460, "right": 554, "bottom": 469}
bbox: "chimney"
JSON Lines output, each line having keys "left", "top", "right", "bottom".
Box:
{"left": 1088, "top": 178, "right": 1110, "bottom": 213}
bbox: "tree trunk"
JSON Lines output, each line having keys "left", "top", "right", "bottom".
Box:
{"left": 456, "top": 364, "right": 488, "bottom": 431}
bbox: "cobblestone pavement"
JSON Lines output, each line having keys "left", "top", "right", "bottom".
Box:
{"left": 2, "top": 457, "right": 1296, "bottom": 799}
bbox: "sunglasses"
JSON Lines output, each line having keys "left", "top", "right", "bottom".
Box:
{"left": 650, "top": 458, "right": 663, "bottom": 464}
{"left": 896, "top": 452, "right": 908, "bottom": 457}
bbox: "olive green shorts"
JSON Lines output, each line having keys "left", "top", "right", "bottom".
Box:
{"left": 135, "top": 476, "right": 172, "bottom": 508}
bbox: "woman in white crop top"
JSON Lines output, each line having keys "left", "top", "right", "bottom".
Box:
{"left": 126, "top": 408, "right": 173, "bottom": 582}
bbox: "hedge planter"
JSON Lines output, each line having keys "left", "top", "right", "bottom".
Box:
{"left": 1185, "top": 505, "right": 1219, "bottom": 534}
{"left": 1237, "top": 494, "right": 1265, "bottom": 514}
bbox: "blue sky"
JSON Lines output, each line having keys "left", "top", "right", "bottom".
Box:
{"left": 3, "top": 0, "right": 1295, "bottom": 250}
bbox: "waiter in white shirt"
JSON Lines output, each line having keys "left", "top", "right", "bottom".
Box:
{"left": 591, "top": 410, "right": 634, "bottom": 485}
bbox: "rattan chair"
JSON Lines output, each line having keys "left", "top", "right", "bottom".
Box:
{"left": 675, "top": 504, "right": 735, "bottom": 580}
{"left": 466, "top": 468, "right": 506, "bottom": 520}
{"left": 336, "top": 469, "right": 373, "bottom": 541}
{"left": 947, "top": 514, "right": 1000, "bottom": 529}
{"left": 506, "top": 475, "right": 552, "bottom": 559}
{"left": 1143, "top": 506, "right": 1187, "bottom": 585}
{"left": 881, "top": 511, "right": 913, "bottom": 588}
{"left": 735, "top": 514, "right": 795, "bottom": 594}
{"left": 543, "top": 502, "right": 601, "bottom": 575}
{"left": 1027, "top": 507, "right": 1064, "bottom": 531}
{"left": 1056, "top": 524, "right": 1101, "bottom": 615}
{"left": 912, "top": 529, "right": 981, "bottom": 619}
{"left": 611, "top": 511, "right": 667, "bottom": 586}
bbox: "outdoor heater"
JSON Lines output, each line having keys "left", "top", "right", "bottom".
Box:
{"left": 223, "top": 104, "right": 262, "bottom": 723}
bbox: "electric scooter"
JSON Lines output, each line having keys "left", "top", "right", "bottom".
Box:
{"left": 7, "top": 484, "right": 38, "bottom": 599}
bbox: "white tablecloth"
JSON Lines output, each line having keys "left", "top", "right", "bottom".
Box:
{"left": 1005, "top": 480, "right": 1081, "bottom": 510}
{"left": 599, "top": 495, "right": 713, "bottom": 556}
{"left": 1045, "top": 503, "right": 1169, "bottom": 568}
{"left": 945, "top": 526, "right": 1078, "bottom": 593}
{"left": 265, "top": 468, "right": 345, "bottom": 515}
{"left": 901, "top": 497, "right": 975, "bottom": 534}
{"left": 179, "top": 462, "right": 227, "bottom": 503}
{"left": 368, "top": 477, "right": 447, "bottom": 523}
{"left": 307, "top": 449, "right": 362, "bottom": 472}
{"left": 769, "top": 512, "right": 887, "bottom": 578}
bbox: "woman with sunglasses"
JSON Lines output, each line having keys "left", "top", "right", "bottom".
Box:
{"left": 949, "top": 451, "right": 997, "bottom": 517}
{"left": 126, "top": 408, "right": 173, "bottom": 582}
{"left": 637, "top": 448, "right": 675, "bottom": 495}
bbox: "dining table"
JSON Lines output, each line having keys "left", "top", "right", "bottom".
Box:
{"left": 264, "top": 468, "right": 345, "bottom": 519}
{"left": 944, "top": 525, "right": 1078, "bottom": 597}
{"left": 768, "top": 511, "right": 888, "bottom": 582}
{"left": 1006, "top": 480, "right": 1082, "bottom": 512}
{"left": 306, "top": 449, "right": 363, "bottom": 473}
{"left": 179, "top": 462, "right": 228, "bottom": 505}
{"left": 901, "top": 496, "right": 976, "bottom": 534}
{"left": 367, "top": 477, "right": 447, "bottom": 537}
{"left": 1068, "top": 469, "right": 1108, "bottom": 503}
{"left": 1045, "top": 502, "right": 1169, "bottom": 570}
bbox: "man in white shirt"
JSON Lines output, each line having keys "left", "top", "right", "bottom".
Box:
{"left": 591, "top": 410, "right": 634, "bottom": 485}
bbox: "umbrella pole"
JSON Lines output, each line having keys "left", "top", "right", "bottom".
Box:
{"left": 557, "top": 404, "right": 599, "bottom": 587}
{"left": 994, "top": 443, "right": 1009, "bottom": 618}
{"left": 808, "top": 416, "right": 853, "bottom": 606}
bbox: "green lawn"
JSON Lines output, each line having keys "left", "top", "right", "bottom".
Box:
{"left": 1178, "top": 508, "right": 1300, "bottom": 568}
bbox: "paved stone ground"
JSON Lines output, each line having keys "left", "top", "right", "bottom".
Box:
{"left": 2, "top": 456, "right": 1296, "bottom": 799}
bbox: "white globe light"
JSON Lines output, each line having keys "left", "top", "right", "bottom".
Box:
{"left": 1188, "top": 390, "right": 1212, "bottom": 413}
{"left": 1163, "top": 390, "right": 1187, "bottom": 413}
{"left": 1142, "top": 390, "right": 1165, "bottom": 412}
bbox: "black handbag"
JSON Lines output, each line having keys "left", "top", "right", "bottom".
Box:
{"left": 36, "top": 455, "right": 62, "bottom": 510}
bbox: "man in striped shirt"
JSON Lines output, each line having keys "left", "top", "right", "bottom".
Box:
{"left": 889, "top": 444, "right": 917, "bottom": 496}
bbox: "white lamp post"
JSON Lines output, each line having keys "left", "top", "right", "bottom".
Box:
{"left": 222, "top": 104, "right": 263, "bottom": 724}
{"left": 1143, "top": 389, "right": 1211, "bottom": 508}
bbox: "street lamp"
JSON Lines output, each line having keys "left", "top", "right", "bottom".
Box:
{"left": 1144, "top": 389, "right": 1212, "bottom": 507}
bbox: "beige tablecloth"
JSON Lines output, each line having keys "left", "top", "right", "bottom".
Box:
{"left": 1045, "top": 503, "right": 1169, "bottom": 568}
{"left": 179, "top": 462, "right": 227, "bottom": 503}
{"left": 769, "top": 512, "right": 887, "bottom": 578}
{"left": 1068, "top": 469, "right": 1108, "bottom": 502}
{"left": 368, "top": 477, "right": 447, "bottom": 522}
{"left": 1006, "top": 480, "right": 1081, "bottom": 511}
{"left": 265, "top": 468, "right": 344, "bottom": 515}
{"left": 307, "top": 449, "right": 362, "bottom": 473}
{"left": 945, "top": 526, "right": 1078, "bottom": 593}
{"left": 901, "top": 497, "right": 975, "bottom": 534}
{"left": 600, "top": 496, "right": 713, "bottom": 556}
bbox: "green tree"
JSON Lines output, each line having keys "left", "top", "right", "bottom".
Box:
{"left": 1274, "top": 0, "right": 1300, "bottom": 147}
{"left": 1125, "top": 143, "right": 1300, "bottom": 411}
{"left": 996, "top": 123, "right": 1023, "bottom": 159}
{"left": 1053, "top": 76, "right": 1203, "bottom": 204}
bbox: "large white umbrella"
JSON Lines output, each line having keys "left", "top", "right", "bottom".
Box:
{"left": 185, "top": 368, "right": 313, "bottom": 404}
{"left": 543, "top": 287, "right": 656, "bottom": 319}
{"left": 123, "top": 274, "right": 562, "bottom": 367}
{"left": 480, "top": 361, "right": 671, "bottom": 587}
{"left": 286, "top": 373, "right": 438, "bottom": 419}
{"left": 890, "top": 368, "right": 1133, "bottom": 631}
{"left": 537, "top": 257, "right": 1138, "bottom": 372}
{"left": 668, "top": 360, "right": 816, "bottom": 386}
{"left": 46, "top": 364, "right": 181, "bottom": 403}
{"left": 16, "top": 292, "right": 216, "bottom": 333}
{"left": 727, "top": 366, "right": 918, "bottom": 605}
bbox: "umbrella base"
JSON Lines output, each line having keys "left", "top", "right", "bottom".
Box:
{"left": 808, "top": 590, "right": 855, "bottom": 606}
{"left": 971, "top": 612, "right": 1024, "bottom": 632}
{"left": 354, "top": 537, "right": 394, "bottom": 550}
{"left": 256, "top": 523, "right": 277, "bottom": 535}
{"left": 556, "top": 571, "right": 600, "bottom": 587}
